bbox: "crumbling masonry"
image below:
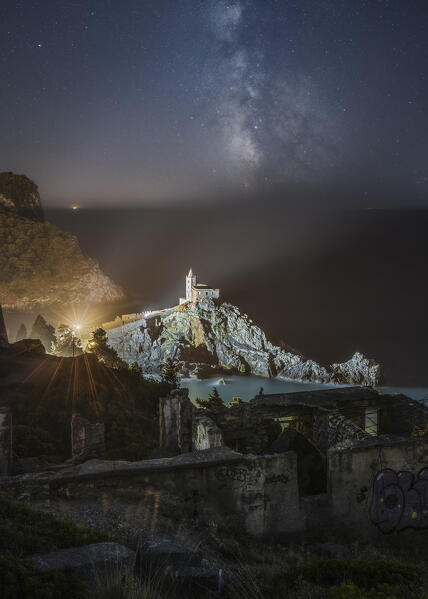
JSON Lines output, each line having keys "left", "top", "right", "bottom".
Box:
{"left": 1, "top": 386, "right": 427, "bottom": 540}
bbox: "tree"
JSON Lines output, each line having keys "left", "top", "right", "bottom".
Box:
{"left": 51, "top": 324, "right": 82, "bottom": 357}
{"left": 196, "top": 387, "right": 225, "bottom": 409}
{"left": 15, "top": 323, "right": 27, "bottom": 342}
{"left": 129, "top": 362, "right": 143, "bottom": 377}
{"left": 229, "top": 396, "right": 243, "bottom": 407}
{"left": 85, "top": 327, "right": 125, "bottom": 368}
{"left": 161, "top": 358, "right": 179, "bottom": 387}
{"left": 30, "top": 314, "right": 56, "bottom": 352}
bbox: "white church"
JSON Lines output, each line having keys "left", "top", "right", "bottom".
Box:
{"left": 179, "top": 268, "right": 220, "bottom": 305}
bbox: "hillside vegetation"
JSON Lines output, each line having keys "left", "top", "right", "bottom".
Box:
{"left": 0, "top": 341, "right": 174, "bottom": 464}
{"left": 0, "top": 171, "right": 44, "bottom": 220}
{"left": 0, "top": 172, "right": 124, "bottom": 309}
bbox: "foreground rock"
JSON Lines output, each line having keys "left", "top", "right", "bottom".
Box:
{"left": 107, "top": 299, "right": 382, "bottom": 385}
{"left": 0, "top": 172, "right": 124, "bottom": 309}
{"left": 31, "top": 542, "right": 136, "bottom": 580}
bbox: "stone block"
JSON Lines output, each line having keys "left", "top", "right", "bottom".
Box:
{"left": 159, "top": 389, "right": 193, "bottom": 454}
{"left": 193, "top": 414, "right": 223, "bottom": 450}
{"left": 71, "top": 413, "right": 104, "bottom": 462}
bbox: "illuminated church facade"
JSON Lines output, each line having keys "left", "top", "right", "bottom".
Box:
{"left": 179, "top": 268, "right": 220, "bottom": 305}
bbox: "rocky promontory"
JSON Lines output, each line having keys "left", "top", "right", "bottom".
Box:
{"left": 0, "top": 172, "right": 124, "bottom": 309}
{"left": 107, "top": 299, "right": 382, "bottom": 385}
{"left": 0, "top": 171, "right": 44, "bottom": 221}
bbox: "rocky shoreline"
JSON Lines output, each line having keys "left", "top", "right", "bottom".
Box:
{"left": 107, "top": 299, "right": 382, "bottom": 386}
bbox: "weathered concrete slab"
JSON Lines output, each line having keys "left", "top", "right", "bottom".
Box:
{"left": 193, "top": 414, "right": 223, "bottom": 450}
{"left": 71, "top": 413, "right": 105, "bottom": 463}
{"left": 138, "top": 533, "right": 203, "bottom": 569}
{"left": 31, "top": 542, "right": 135, "bottom": 580}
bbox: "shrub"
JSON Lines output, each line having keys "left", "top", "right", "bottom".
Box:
{"left": 265, "top": 559, "right": 427, "bottom": 599}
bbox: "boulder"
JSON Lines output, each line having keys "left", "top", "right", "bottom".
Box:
{"left": 31, "top": 542, "right": 136, "bottom": 580}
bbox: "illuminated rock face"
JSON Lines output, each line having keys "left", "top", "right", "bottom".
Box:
{"left": 0, "top": 173, "right": 124, "bottom": 309}
{"left": 0, "top": 172, "right": 44, "bottom": 221}
{"left": 107, "top": 299, "right": 382, "bottom": 385}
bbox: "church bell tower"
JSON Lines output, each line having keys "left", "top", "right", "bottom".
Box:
{"left": 186, "top": 268, "right": 196, "bottom": 301}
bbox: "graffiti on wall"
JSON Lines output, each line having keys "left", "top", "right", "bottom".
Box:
{"left": 356, "top": 485, "right": 368, "bottom": 504}
{"left": 265, "top": 474, "right": 289, "bottom": 485}
{"left": 370, "top": 468, "right": 428, "bottom": 533}
{"left": 216, "top": 467, "right": 248, "bottom": 483}
{"left": 216, "top": 466, "right": 262, "bottom": 486}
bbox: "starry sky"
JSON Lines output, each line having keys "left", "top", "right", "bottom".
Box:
{"left": 1, "top": 0, "right": 427, "bottom": 207}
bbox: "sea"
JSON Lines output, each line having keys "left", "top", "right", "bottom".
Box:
{"left": 6, "top": 203, "right": 428, "bottom": 391}
{"left": 181, "top": 375, "right": 428, "bottom": 405}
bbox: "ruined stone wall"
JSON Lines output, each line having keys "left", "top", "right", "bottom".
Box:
{"left": 328, "top": 436, "right": 428, "bottom": 538}
{"left": 2, "top": 448, "right": 302, "bottom": 538}
{"left": 2, "top": 434, "right": 427, "bottom": 540}
{"left": 0, "top": 305, "right": 8, "bottom": 348}
{"left": 0, "top": 407, "right": 12, "bottom": 475}
{"left": 379, "top": 398, "right": 428, "bottom": 437}
{"left": 312, "top": 410, "right": 370, "bottom": 453}
{"left": 205, "top": 404, "right": 313, "bottom": 455}
{"left": 193, "top": 413, "right": 223, "bottom": 450}
{"left": 71, "top": 414, "right": 105, "bottom": 463}
{"left": 159, "top": 389, "right": 193, "bottom": 455}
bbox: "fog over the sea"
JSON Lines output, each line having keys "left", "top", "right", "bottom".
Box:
{"left": 44, "top": 200, "right": 428, "bottom": 387}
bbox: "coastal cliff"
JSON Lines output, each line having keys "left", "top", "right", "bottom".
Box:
{"left": 0, "top": 171, "right": 44, "bottom": 221}
{"left": 0, "top": 172, "right": 124, "bottom": 309}
{"left": 107, "top": 299, "right": 382, "bottom": 385}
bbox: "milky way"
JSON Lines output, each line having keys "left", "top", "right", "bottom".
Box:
{"left": 0, "top": 0, "right": 427, "bottom": 205}
{"left": 207, "top": 1, "right": 342, "bottom": 186}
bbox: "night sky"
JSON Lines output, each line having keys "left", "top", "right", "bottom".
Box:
{"left": 1, "top": 0, "right": 427, "bottom": 207}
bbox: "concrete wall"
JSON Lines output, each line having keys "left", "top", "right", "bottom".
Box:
{"left": 159, "top": 389, "right": 193, "bottom": 455}
{"left": 3, "top": 448, "right": 302, "bottom": 538}
{"left": 0, "top": 304, "right": 8, "bottom": 347}
{"left": 328, "top": 436, "right": 428, "bottom": 538}
{"left": 2, "top": 435, "right": 427, "bottom": 540}
{"left": 102, "top": 313, "right": 144, "bottom": 331}
{"left": 71, "top": 414, "right": 105, "bottom": 463}
{"left": 0, "top": 407, "right": 12, "bottom": 476}
{"left": 193, "top": 414, "right": 223, "bottom": 450}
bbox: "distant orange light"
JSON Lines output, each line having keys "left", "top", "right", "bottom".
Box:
{"left": 71, "top": 205, "right": 79, "bottom": 211}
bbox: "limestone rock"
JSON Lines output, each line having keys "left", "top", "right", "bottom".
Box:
{"left": 330, "top": 351, "right": 383, "bottom": 385}
{"left": 107, "top": 299, "right": 382, "bottom": 386}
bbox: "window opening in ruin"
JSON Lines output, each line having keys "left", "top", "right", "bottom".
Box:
{"left": 365, "top": 409, "right": 378, "bottom": 436}
{"left": 275, "top": 416, "right": 295, "bottom": 431}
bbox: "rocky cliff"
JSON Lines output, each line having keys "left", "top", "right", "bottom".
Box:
{"left": 0, "top": 172, "right": 44, "bottom": 221}
{"left": 0, "top": 173, "right": 124, "bottom": 309}
{"left": 107, "top": 299, "right": 382, "bottom": 385}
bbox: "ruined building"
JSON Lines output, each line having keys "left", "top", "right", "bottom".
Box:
{"left": 1, "top": 385, "right": 427, "bottom": 542}
{"left": 158, "top": 386, "right": 428, "bottom": 538}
